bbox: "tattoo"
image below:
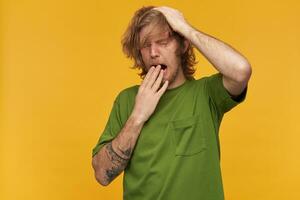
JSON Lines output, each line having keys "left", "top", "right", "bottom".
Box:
{"left": 106, "top": 166, "right": 121, "bottom": 182}
{"left": 119, "top": 147, "right": 132, "bottom": 158}
{"left": 104, "top": 142, "right": 132, "bottom": 183}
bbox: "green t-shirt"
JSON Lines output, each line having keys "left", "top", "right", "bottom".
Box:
{"left": 92, "top": 73, "right": 247, "bottom": 200}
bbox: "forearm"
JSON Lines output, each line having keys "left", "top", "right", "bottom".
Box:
{"left": 185, "top": 27, "right": 251, "bottom": 81}
{"left": 92, "top": 114, "right": 144, "bottom": 186}
{"left": 92, "top": 63, "right": 169, "bottom": 186}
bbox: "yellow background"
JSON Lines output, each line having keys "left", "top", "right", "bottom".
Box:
{"left": 1, "top": 0, "right": 299, "bottom": 199}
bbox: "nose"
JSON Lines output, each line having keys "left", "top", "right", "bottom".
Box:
{"left": 150, "top": 44, "right": 160, "bottom": 58}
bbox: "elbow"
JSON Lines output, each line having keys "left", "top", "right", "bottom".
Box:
{"left": 95, "top": 173, "right": 110, "bottom": 187}
{"left": 235, "top": 61, "right": 252, "bottom": 83}
{"left": 92, "top": 155, "right": 110, "bottom": 187}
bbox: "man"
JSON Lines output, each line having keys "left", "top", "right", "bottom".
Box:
{"left": 92, "top": 6, "right": 251, "bottom": 200}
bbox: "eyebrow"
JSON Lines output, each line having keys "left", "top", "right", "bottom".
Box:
{"left": 140, "top": 31, "right": 173, "bottom": 47}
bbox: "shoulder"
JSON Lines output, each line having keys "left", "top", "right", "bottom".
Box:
{"left": 194, "top": 73, "right": 223, "bottom": 90}
{"left": 191, "top": 75, "right": 211, "bottom": 89}
{"left": 115, "top": 84, "right": 139, "bottom": 103}
{"left": 195, "top": 73, "right": 220, "bottom": 82}
{"left": 188, "top": 73, "right": 223, "bottom": 97}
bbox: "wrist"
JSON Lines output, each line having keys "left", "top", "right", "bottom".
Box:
{"left": 129, "top": 113, "right": 146, "bottom": 126}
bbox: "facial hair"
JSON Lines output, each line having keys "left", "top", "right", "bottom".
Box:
{"left": 159, "top": 64, "right": 180, "bottom": 89}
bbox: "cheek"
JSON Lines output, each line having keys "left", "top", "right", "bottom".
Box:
{"left": 140, "top": 51, "right": 149, "bottom": 63}
{"left": 166, "top": 43, "right": 180, "bottom": 59}
{"left": 167, "top": 49, "right": 181, "bottom": 64}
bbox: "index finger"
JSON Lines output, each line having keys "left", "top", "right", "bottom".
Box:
{"left": 141, "top": 66, "right": 155, "bottom": 86}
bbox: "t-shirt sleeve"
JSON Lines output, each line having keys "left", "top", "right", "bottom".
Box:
{"left": 92, "top": 94, "right": 123, "bottom": 158}
{"left": 205, "top": 72, "right": 248, "bottom": 115}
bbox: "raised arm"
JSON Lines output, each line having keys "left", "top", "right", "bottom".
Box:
{"left": 154, "top": 6, "right": 252, "bottom": 97}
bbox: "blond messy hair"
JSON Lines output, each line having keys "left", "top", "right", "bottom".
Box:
{"left": 121, "top": 6, "right": 197, "bottom": 79}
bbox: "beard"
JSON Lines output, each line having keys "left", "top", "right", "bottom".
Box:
{"left": 164, "top": 52, "right": 183, "bottom": 88}
{"left": 159, "top": 63, "right": 180, "bottom": 89}
{"left": 168, "top": 65, "right": 180, "bottom": 85}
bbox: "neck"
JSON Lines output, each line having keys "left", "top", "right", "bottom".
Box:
{"left": 167, "top": 71, "right": 187, "bottom": 90}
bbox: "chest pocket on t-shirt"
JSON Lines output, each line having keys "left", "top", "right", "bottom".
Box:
{"left": 170, "top": 114, "right": 207, "bottom": 156}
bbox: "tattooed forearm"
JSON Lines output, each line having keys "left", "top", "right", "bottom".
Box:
{"left": 104, "top": 142, "right": 132, "bottom": 182}
{"left": 92, "top": 115, "right": 145, "bottom": 186}
{"left": 105, "top": 142, "right": 131, "bottom": 164}
{"left": 117, "top": 145, "right": 132, "bottom": 158}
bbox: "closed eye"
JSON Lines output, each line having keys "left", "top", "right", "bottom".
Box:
{"left": 157, "top": 39, "right": 169, "bottom": 45}
{"left": 142, "top": 42, "right": 151, "bottom": 48}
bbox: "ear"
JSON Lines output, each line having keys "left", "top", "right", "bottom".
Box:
{"left": 182, "top": 39, "right": 190, "bottom": 54}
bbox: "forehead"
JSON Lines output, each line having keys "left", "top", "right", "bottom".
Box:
{"left": 139, "top": 24, "right": 171, "bottom": 44}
